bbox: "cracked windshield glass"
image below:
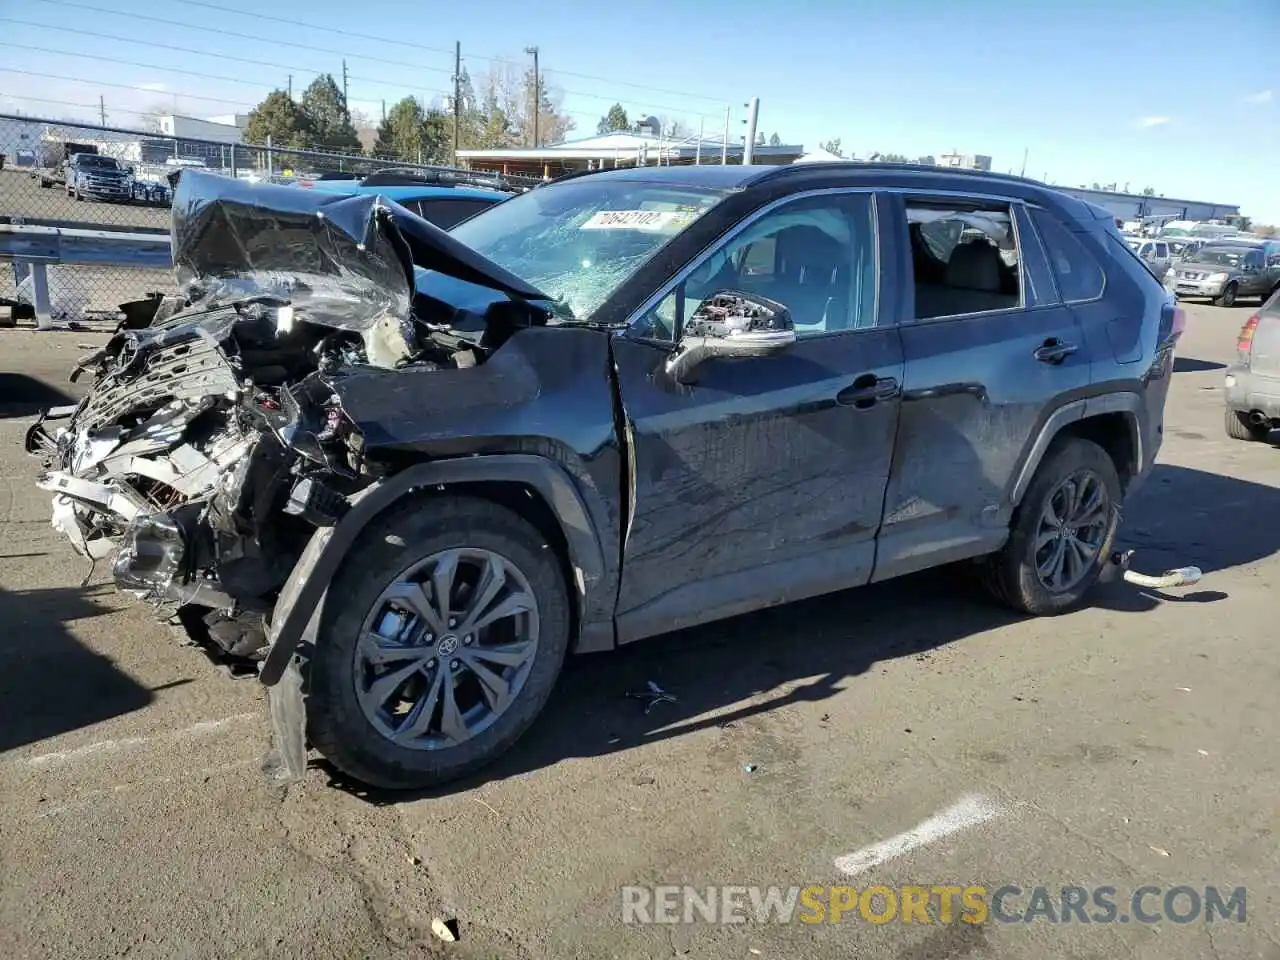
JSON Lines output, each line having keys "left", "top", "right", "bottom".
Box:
{"left": 447, "top": 180, "right": 727, "bottom": 318}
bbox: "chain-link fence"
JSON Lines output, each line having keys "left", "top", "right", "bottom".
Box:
{"left": 0, "top": 112, "right": 540, "bottom": 323}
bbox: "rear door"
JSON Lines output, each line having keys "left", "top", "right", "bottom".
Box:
{"left": 1241, "top": 247, "right": 1268, "bottom": 296}
{"left": 1249, "top": 292, "right": 1280, "bottom": 376}
{"left": 611, "top": 189, "right": 904, "bottom": 641}
{"left": 872, "top": 192, "right": 1092, "bottom": 581}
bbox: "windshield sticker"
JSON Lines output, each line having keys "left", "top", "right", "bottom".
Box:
{"left": 579, "top": 210, "right": 696, "bottom": 232}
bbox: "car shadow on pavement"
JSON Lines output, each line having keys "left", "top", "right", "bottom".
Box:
{"left": 324, "top": 462, "right": 1280, "bottom": 803}
{"left": 0, "top": 373, "right": 75, "bottom": 419}
{"left": 1172, "top": 356, "right": 1226, "bottom": 373}
{"left": 0, "top": 585, "right": 154, "bottom": 753}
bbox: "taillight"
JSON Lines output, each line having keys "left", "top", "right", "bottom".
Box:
{"left": 1171, "top": 304, "right": 1187, "bottom": 339}
{"left": 1238, "top": 314, "right": 1260, "bottom": 353}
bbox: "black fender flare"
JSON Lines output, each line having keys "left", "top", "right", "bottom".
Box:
{"left": 258, "top": 454, "right": 611, "bottom": 686}
{"left": 1008, "top": 392, "right": 1144, "bottom": 507}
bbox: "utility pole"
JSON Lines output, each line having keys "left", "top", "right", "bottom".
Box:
{"left": 1019, "top": 146, "right": 1029, "bottom": 178}
{"left": 741, "top": 97, "right": 759, "bottom": 165}
{"left": 342, "top": 60, "right": 348, "bottom": 105}
{"left": 453, "top": 41, "right": 461, "bottom": 165}
{"left": 381, "top": 99, "right": 386, "bottom": 122}
{"left": 98, "top": 95, "right": 106, "bottom": 126}
{"left": 524, "top": 45, "right": 540, "bottom": 148}
{"left": 288, "top": 75, "right": 293, "bottom": 99}
{"left": 721, "top": 105, "right": 729, "bottom": 164}
{"left": 695, "top": 117, "right": 704, "bottom": 165}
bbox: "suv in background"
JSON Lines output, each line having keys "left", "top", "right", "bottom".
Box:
{"left": 1123, "top": 234, "right": 1173, "bottom": 281}
{"left": 28, "top": 164, "right": 1183, "bottom": 789}
{"left": 1168, "top": 240, "right": 1280, "bottom": 307}
{"left": 298, "top": 167, "right": 521, "bottom": 228}
{"left": 65, "top": 153, "right": 133, "bottom": 203}
{"left": 1224, "top": 288, "right": 1280, "bottom": 441}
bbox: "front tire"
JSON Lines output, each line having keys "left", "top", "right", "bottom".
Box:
{"left": 981, "top": 437, "right": 1121, "bottom": 615}
{"left": 1225, "top": 408, "right": 1270, "bottom": 442}
{"left": 307, "top": 495, "right": 571, "bottom": 790}
{"left": 1213, "top": 282, "right": 1238, "bottom": 307}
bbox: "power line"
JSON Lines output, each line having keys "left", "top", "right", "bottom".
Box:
{"left": 0, "top": 67, "right": 257, "bottom": 108}
{"left": 10, "top": 11, "right": 719, "bottom": 122}
{"left": 167, "top": 0, "right": 732, "bottom": 105}
{"left": 0, "top": 40, "right": 457, "bottom": 103}
{"left": 24, "top": 0, "right": 729, "bottom": 118}
{"left": 24, "top": 0, "right": 455, "bottom": 77}
{"left": 4, "top": 14, "right": 452, "bottom": 83}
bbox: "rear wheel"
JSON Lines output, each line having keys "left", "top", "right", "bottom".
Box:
{"left": 981, "top": 437, "right": 1120, "bottom": 615}
{"left": 1213, "top": 282, "right": 1238, "bottom": 307}
{"left": 307, "top": 495, "right": 571, "bottom": 790}
{"left": 1224, "top": 408, "right": 1271, "bottom": 442}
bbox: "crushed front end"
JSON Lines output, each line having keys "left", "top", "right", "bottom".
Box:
{"left": 26, "top": 169, "right": 551, "bottom": 666}
{"left": 26, "top": 302, "right": 371, "bottom": 660}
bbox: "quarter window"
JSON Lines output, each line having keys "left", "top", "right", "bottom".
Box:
{"left": 410, "top": 197, "right": 496, "bottom": 229}
{"left": 635, "top": 193, "right": 877, "bottom": 340}
{"left": 904, "top": 202, "right": 1021, "bottom": 319}
{"left": 1029, "top": 208, "right": 1106, "bottom": 302}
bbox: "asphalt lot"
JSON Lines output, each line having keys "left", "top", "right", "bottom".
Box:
{"left": 1, "top": 168, "right": 172, "bottom": 230}
{"left": 2, "top": 301, "right": 1278, "bottom": 960}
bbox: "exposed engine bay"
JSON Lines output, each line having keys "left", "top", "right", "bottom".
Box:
{"left": 26, "top": 170, "right": 551, "bottom": 662}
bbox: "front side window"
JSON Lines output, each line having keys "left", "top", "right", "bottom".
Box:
{"left": 634, "top": 193, "right": 877, "bottom": 340}
{"left": 905, "top": 202, "right": 1021, "bottom": 319}
{"left": 1156, "top": 242, "right": 1169, "bottom": 258}
{"left": 1030, "top": 209, "right": 1106, "bottom": 302}
{"left": 1245, "top": 250, "right": 1265, "bottom": 269}
{"left": 447, "top": 179, "right": 729, "bottom": 319}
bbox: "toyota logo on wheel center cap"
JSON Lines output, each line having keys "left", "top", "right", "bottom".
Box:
{"left": 436, "top": 635, "right": 459, "bottom": 656}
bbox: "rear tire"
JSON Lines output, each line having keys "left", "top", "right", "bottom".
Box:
{"left": 307, "top": 495, "right": 571, "bottom": 791}
{"left": 1224, "top": 408, "right": 1270, "bottom": 442}
{"left": 1213, "top": 282, "right": 1238, "bottom": 307}
{"left": 981, "top": 437, "right": 1121, "bottom": 615}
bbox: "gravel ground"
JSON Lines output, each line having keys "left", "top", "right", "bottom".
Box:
{"left": 1, "top": 301, "right": 1278, "bottom": 960}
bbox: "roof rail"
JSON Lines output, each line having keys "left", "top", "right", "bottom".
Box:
{"left": 751, "top": 160, "right": 1049, "bottom": 189}
{"left": 360, "top": 166, "right": 522, "bottom": 192}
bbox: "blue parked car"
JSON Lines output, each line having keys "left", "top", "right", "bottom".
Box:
{"left": 296, "top": 168, "right": 521, "bottom": 229}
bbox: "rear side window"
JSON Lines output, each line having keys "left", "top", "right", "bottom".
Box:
{"left": 1029, "top": 209, "right": 1105, "bottom": 302}
{"left": 411, "top": 198, "right": 496, "bottom": 229}
{"left": 903, "top": 202, "right": 1022, "bottom": 320}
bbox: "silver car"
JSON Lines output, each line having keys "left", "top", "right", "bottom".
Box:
{"left": 1168, "top": 242, "right": 1280, "bottom": 307}
{"left": 1123, "top": 235, "right": 1173, "bottom": 282}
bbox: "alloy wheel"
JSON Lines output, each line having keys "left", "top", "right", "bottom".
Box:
{"left": 353, "top": 548, "right": 540, "bottom": 750}
{"left": 1033, "top": 469, "right": 1111, "bottom": 593}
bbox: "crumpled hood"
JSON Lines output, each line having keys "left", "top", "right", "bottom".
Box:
{"left": 170, "top": 170, "right": 548, "bottom": 333}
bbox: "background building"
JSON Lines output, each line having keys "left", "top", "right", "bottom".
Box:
{"left": 938, "top": 151, "right": 993, "bottom": 171}
{"left": 458, "top": 131, "right": 803, "bottom": 178}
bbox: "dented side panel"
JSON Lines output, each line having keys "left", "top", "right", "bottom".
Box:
{"left": 610, "top": 326, "right": 904, "bottom": 643}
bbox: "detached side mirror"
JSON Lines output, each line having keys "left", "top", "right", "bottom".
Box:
{"left": 663, "top": 290, "right": 796, "bottom": 384}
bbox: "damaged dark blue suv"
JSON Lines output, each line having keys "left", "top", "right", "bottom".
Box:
{"left": 28, "top": 165, "right": 1182, "bottom": 789}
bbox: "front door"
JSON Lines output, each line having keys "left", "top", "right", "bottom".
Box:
{"left": 873, "top": 193, "right": 1093, "bottom": 581}
{"left": 610, "top": 191, "right": 904, "bottom": 642}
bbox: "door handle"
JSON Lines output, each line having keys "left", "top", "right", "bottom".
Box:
{"left": 1034, "top": 338, "right": 1079, "bottom": 364}
{"left": 837, "top": 374, "right": 900, "bottom": 408}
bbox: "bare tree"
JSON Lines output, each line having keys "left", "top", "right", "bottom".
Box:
{"left": 139, "top": 102, "right": 171, "bottom": 133}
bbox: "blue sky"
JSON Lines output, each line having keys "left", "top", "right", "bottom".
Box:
{"left": 2, "top": 0, "right": 1278, "bottom": 220}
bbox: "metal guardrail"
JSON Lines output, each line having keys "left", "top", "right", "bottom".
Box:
{"left": 0, "top": 222, "right": 172, "bottom": 329}
{"left": 1, "top": 111, "right": 533, "bottom": 324}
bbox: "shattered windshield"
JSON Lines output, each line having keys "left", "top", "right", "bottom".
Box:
{"left": 447, "top": 179, "right": 729, "bottom": 318}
